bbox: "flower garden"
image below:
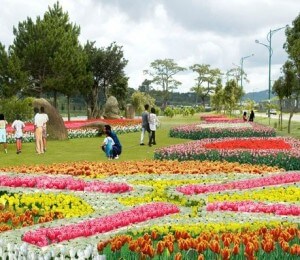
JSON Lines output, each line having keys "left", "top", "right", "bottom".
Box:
{"left": 1, "top": 115, "right": 300, "bottom": 259}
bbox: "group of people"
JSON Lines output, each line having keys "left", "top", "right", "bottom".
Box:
{"left": 243, "top": 110, "right": 255, "bottom": 122}
{"left": 0, "top": 106, "right": 49, "bottom": 155}
{"left": 140, "top": 104, "right": 159, "bottom": 147}
{"left": 0, "top": 113, "right": 25, "bottom": 154}
{"left": 100, "top": 103, "right": 159, "bottom": 160}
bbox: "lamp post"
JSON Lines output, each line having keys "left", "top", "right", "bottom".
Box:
{"left": 240, "top": 54, "right": 254, "bottom": 90}
{"left": 255, "top": 25, "right": 288, "bottom": 124}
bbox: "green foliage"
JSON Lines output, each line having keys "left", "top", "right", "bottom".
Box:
{"left": 10, "top": 2, "right": 90, "bottom": 99}
{"left": 131, "top": 91, "right": 155, "bottom": 115}
{"left": 144, "top": 58, "right": 185, "bottom": 107}
{"left": 164, "top": 107, "right": 175, "bottom": 118}
{"left": 83, "top": 41, "right": 128, "bottom": 118}
{"left": 0, "top": 97, "right": 34, "bottom": 122}
{"left": 190, "top": 64, "right": 222, "bottom": 105}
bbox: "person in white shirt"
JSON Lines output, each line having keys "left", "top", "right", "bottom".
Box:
{"left": 40, "top": 106, "right": 49, "bottom": 152}
{"left": 34, "top": 107, "right": 47, "bottom": 154}
{"left": 148, "top": 107, "right": 159, "bottom": 147}
{"left": 11, "top": 114, "right": 25, "bottom": 154}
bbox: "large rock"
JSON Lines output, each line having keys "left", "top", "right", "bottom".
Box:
{"left": 33, "top": 98, "right": 68, "bottom": 140}
{"left": 102, "top": 96, "right": 120, "bottom": 119}
{"left": 125, "top": 104, "right": 135, "bottom": 119}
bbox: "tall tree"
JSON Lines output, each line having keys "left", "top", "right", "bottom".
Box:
{"left": 110, "top": 74, "right": 129, "bottom": 110}
{"left": 272, "top": 76, "right": 285, "bottom": 130}
{"left": 210, "top": 78, "right": 224, "bottom": 113}
{"left": 83, "top": 41, "right": 128, "bottom": 118}
{"left": 284, "top": 14, "right": 300, "bottom": 76}
{"left": 144, "top": 58, "right": 185, "bottom": 108}
{"left": 10, "top": 1, "right": 89, "bottom": 105}
{"left": 190, "top": 64, "right": 222, "bottom": 105}
{"left": 281, "top": 61, "right": 300, "bottom": 133}
{"left": 138, "top": 79, "right": 152, "bottom": 93}
{"left": 223, "top": 79, "right": 243, "bottom": 115}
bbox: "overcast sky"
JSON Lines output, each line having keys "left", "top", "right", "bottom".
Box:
{"left": 0, "top": 0, "right": 299, "bottom": 93}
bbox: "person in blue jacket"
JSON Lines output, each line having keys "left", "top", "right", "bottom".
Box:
{"left": 102, "top": 124, "right": 122, "bottom": 159}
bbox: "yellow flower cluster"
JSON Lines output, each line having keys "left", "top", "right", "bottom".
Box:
{"left": 1, "top": 193, "right": 94, "bottom": 218}
{"left": 208, "top": 186, "right": 300, "bottom": 203}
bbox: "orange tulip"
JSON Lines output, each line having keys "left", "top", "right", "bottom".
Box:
{"left": 197, "top": 254, "right": 204, "bottom": 260}
{"left": 156, "top": 241, "right": 165, "bottom": 255}
{"left": 221, "top": 247, "right": 231, "bottom": 260}
{"left": 196, "top": 241, "right": 207, "bottom": 254}
{"left": 261, "top": 239, "right": 274, "bottom": 253}
{"left": 279, "top": 240, "right": 289, "bottom": 253}
{"left": 209, "top": 239, "right": 221, "bottom": 254}
{"left": 97, "top": 242, "right": 106, "bottom": 252}
{"left": 174, "top": 252, "right": 182, "bottom": 260}
{"left": 244, "top": 242, "right": 255, "bottom": 256}
{"left": 166, "top": 241, "right": 174, "bottom": 254}
{"left": 290, "top": 244, "right": 300, "bottom": 256}
{"left": 151, "top": 230, "right": 158, "bottom": 240}
{"left": 232, "top": 244, "right": 239, "bottom": 255}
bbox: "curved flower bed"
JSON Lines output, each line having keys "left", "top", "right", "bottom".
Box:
{"left": 154, "top": 137, "right": 300, "bottom": 170}
{"left": 0, "top": 159, "right": 300, "bottom": 259}
{"left": 169, "top": 122, "right": 275, "bottom": 140}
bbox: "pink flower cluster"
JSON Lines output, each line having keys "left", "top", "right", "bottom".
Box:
{"left": 177, "top": 172, "right": 300, "bottom": 195}
{"left": 207, "top": 201, "right": 300, "bottom": 216}
{"left": 22, "top": 202, "right": 180, "bottom": 247}
{"left": 0, "top": 175, "right": 131, "bottom": 193}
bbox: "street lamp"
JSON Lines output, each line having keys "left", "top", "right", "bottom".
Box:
{"left": 240, "top": 54, "right": 254, "bottom": 90}
{"left": 255, "top": 25, "right": 288, "bottom": 122}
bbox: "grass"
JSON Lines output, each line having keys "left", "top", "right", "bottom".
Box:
{"left": 1, "top": 113, "right": 299, "bottom": 167}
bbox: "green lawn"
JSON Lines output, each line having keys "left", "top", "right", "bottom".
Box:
{"left": 1, "top": 113, "right": 299, "bottom": 167}
{"left": 1, "top": 115, "right": 198, "bottom": 167}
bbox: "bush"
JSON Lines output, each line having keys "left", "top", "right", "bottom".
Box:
{"left": 0, "top": 97, "right": 34, "bottom": 123}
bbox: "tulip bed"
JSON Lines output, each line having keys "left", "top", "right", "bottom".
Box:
{"left": 169, "top": 122, "right": 276, "bottom": 140}
{"left": 5, "top": 118, "right": 141, "bottom": 143}
{"left": 154, "top": 137, "right": 300, "bottom": 170}
{"left": 1, "top": 160, "right": 300, "bottom": 259}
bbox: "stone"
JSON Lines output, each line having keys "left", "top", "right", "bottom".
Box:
{"left": 102, "top": 96, "right": 120, "bottom": 119}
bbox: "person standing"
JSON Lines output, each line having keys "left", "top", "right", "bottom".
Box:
{"left": 34, "top": 107, "right": 45, "bottom": 154}
{"left": 242, "top": 111, "right": 247, "bottom": 122}
{"left": 11, "top": 114, "right": 25, "bottom": 154}
{"left": 40, "top": 106, "right": 49, "bottom": 152}
{"left": 249, "top": 110, "right": 255, "bottom": 122}
{"left": 148, "top": 107, "right": 158, "bottom": 147}
{"left": 140, "top": 104, "right": 150, "bottom": 145}
{"left": 0, "top": 114, "right": 8, "bottom": 153}
{"left": 102, "top": 125, "right": 122, "bottom": 159}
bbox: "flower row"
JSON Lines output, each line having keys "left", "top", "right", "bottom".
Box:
{"left": 0, "top": 173, "right": 131, "bottom": 193}
{"left": 0, "top": 160, "right": 281, "bottom": 177}
{"left": 22, "top": 202, "right": 179, "bottom": 247}
{"left": 154, "top": 137, "right": 300, "bottom": 170}
{"left": 169, "top": 122, "right": 275, "bottom": 140}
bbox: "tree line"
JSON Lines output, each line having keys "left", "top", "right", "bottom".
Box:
{"left": 0, "top": 2, "right": 299, "bottom": 126}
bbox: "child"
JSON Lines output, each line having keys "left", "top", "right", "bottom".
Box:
{"left": 11, "top": 115, "right": 25, "bottom": 154}
{"left": 0, "top": 113, "right": 8, "bottom": 153}
{"left": 102, "top": 132, "right": 115, "bottom": 159}
{"left": 148, "top": 107, "right": 159, "bottom": 147}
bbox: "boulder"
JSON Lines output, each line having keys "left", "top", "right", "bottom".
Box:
{"left": 102, "top": 96, "right": 120, "bottom": 119}
{"left": 33, "top": 98, "right": 68, "bottom": 140}
{"left": 125, "top": 104, "right": 135, "bottom": 119}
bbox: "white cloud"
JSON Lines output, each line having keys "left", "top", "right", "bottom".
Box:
{"left": 0, "top": 0, "right": 298, "bottom": 94}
